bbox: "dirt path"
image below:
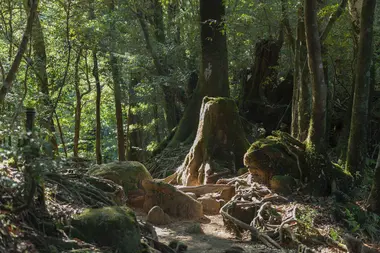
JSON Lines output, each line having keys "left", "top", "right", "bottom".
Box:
{"left": 137, "top": 211, "right": 287, "bottom": 253}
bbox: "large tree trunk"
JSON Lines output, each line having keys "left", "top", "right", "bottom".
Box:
{"left": 304, "top": 0, "right": 327, "bottom": 152}
{"left": 345, "top": 0, "right": 376, "bottom": 176}
{"left": 93, "top": 51, "right": 102, "bottom": 165}
{"left": 73, "top": 49, "right": 82, "bottom": 158}
{"left": 169, "top": 0, "right": 229, "bottom": 146}
{"left": 172, "top": 97, "right": 249, "bottom": 186}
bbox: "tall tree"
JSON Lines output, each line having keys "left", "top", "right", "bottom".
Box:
{"left": 108, "top": 1, "right": 126, "bottom": 161}
{"left": 345, "top": 0, "right": 376, "bottom": 176}
{"left": 291, "top": 4, "right": 310, "bottom": 142}
{"left": 24, "top": 0, "right": 58, "bottom": 155}
{"left": 93, "top": 51, "right": 102, "bottom": 164}
{"left": 304, "top": 0, "right": 327, "bottom": 152}
{"left": 169, "top": 0, "right": 229, "bottom": 146}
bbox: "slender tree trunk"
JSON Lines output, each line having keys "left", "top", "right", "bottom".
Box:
{"left": 137, "top": 8, "right": 181, "bottom": 131}
{"left": 169, "top": 0, "right": 229, "bottom": 146}
{"left": 93, "top": 51, "right": 102, "bottom": 164}
{"left": 126, "top": 75, "right": 143, "bottom": 161}
{"left": 304, "top": 0, "right": 327, "bottom": 152}
{"left": 345, "top": 0, "right": 376, "bottom": 176}
{"left": 0, "top": 0, "right": 38, "bottom": 103}
{"left": 110, "top": 54, "right": 126, "bottom": 161}
{"left": 108, "top": 1, "right": 126, "bottom": 161}
{"left": 73, "top": 49, "right": 82, "bottom": 158}
{"left": 54, "top": 111, "right": 68, "bottom": 158}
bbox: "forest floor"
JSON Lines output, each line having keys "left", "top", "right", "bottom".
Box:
{"left": 1, "top": 158, "right": 380, "bottom": 253}
{"left": 136, "top": 209, "right": 289, "bottom": 253}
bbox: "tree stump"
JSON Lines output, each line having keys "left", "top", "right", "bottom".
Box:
{"left": 244, "top": 131, "right": 353, "bottom": 196}
{"left": 173, "top": 97, "right": 249, "bottom": 186}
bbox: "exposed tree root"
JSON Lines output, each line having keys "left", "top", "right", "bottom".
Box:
{"left": 176, "top": 184, "right": 234, "bottom": 196}
{"left": 218, "top": 176, "right": 349, "bottom": 253}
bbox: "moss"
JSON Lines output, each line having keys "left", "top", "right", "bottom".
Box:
{"left": 88, "top": 161, "right": 152, "bottom": 195}
{"left": 70, "top": 206, "right": 142, "bottom": 253}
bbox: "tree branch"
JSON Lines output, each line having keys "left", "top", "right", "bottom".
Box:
{"left": 320, "top": 0, "right": 348, "bottom": 43}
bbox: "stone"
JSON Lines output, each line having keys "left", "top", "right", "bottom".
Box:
{"left": 197, "top": 196, "right": 220, "bottom": 215}
{"left": 88, "top": 161, "right": 152, "bottom": 207}
{"left": 143, "top": 179, "right": 203, "bottom": 219}
{"left": 147, "top": 206, "right": 171, "bottom": 225}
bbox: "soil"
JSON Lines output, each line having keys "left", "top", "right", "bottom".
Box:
{"left": 136, "top": 210, "right": 289, "bottom": 253}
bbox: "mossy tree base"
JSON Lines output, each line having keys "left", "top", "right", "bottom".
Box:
{"left": 173, "top": 97, "right": 249, "bottom": 186}
{"left": 244, "top": 131, "right": 352, "bottom": 196}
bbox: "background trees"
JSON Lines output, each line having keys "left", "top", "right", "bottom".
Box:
{"left": 0, "top": 0, "right": 379, "bottom": 212}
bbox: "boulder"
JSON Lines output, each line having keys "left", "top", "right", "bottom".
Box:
{"left": 147, "top": 206, "right": 171, "bottom": 225}
{"left": 70, "top": 206, "right": 142, "bottom": 253}
{"left": 88, "top": 161, "right": 152, "bottom": 206}
{"left": 197, "top": 196, "right": 220, "bottom": 215}
{"left": 142, "top": 179, "right": 203, "bottom": 219}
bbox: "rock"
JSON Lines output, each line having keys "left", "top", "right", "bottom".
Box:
{"left": 142, "top": 179, "right": 203, "bottom": 219}
{"left": 88, "top": 161, "right": 152, "bottom": 206}
{"left": 197, "top": 196, "right": 220, "bottom": 215}
{"left": 70, "top": 206, "right": 142, "bottom": 253}
{"left": 147, "top": 206, "right": 171, "bottom": 225}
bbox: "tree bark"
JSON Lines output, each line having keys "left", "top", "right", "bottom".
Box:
{"left": 173, "top": 97, "right": 249, "bottom": 186}
{"left": 108, "top": 1, "right": 126, "bottom": 161}
{"left": 0, "top": 0, "right": 38, "bottom": 103}
{"left": 304, "top": 0, "right": 327, "bottom": 152}
{"left": 345, "top": 0, "right": 376, "bottom": 176}
{"left": 93, "top": 51, "right": 102, "bottom": 165}
{"left": 126, "top": 75, "right": 144, "bottom": 161}
{"left": 73, "top": 49, "right": 82, "bottom": 158}
{"left": 110, "top": 54, "right": 126, "bottom": 161}
{"left": 169, "top": 0, "right": 229, "bottom": 146}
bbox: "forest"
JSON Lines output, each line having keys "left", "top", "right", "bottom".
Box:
{"left": 1, "top": 0, "right": 380, "bottom": 252}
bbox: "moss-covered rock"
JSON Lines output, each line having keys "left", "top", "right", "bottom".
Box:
{"left": 88, "top": 161, "right": 152, "bottom": 196}
{"left": 70, "top": 206, "right": 142, "bottom": 253}
{"left": 244, "top": 131, "right": 351, "bottom": 196}
{"left": 244, "top": 131, "right": 307, "bottom": 186}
